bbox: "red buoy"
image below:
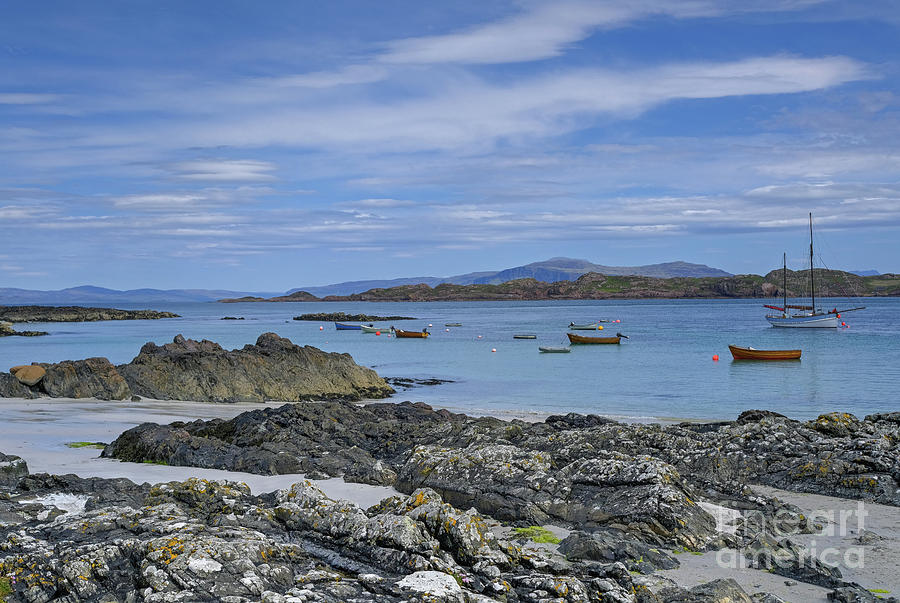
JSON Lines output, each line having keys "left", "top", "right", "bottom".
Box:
{"left": 841, "top": 322, "right": 846, "bottom": 327}
{"left": 712, "top": 354, "right": 719, "bottom": 361}
{"left": 375, "top": 331, "right": 381, "bottom": 335}
{"left": 319, "top": 326, "right": 323, "bottom": 330}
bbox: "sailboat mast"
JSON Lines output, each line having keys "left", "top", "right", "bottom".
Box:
{"left": 809, "top": 212, "right": 815, "bottom": 311}
{"left": 783, "top": 252, "right": 787, "bottom": 313}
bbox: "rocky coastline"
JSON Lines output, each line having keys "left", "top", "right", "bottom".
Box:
{"left": 1, "top": 333, "right": 394, "bottom": 402}
{"left": 0, "top": 401, "right": 897, "bottom": 602}
{"left": 0, "top": 305, "right": 180, "bottom": 323}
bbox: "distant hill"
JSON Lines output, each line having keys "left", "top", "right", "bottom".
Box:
{"left": 291, "top": 257, "right": 732, "bottom": 296}
{"left": 0, "top": 285, "right": 280, "bottom": 304}
{"left": 849, "top": 270, "right": 880, "bottom": 277}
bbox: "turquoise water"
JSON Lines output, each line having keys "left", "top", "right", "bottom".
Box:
{"left": 2, "top": 298, "right": 898, "bottom": 421}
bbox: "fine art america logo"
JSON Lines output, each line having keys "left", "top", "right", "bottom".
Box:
{"left": 715, "top": 502, "right": 869, "bottom": 571}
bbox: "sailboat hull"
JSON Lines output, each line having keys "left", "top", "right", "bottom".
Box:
{"left": 766, "top": 314, "right": 838, "bottom": 328}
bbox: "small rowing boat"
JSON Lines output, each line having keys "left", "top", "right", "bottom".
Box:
{"left": 513, "top": 334, "right": 537, "bottom": 339}
{"left": 391, "top": 328, "right": 430, "bottom": 339}
{"left": 728, "top": 345, "right": 801, "bottom": 360}
{"left": 567, "top": 332, "right": 623, "bottom": 344}
{"left": 539, "top": 346, "right": 570, "bottom": 353}
{"left": 360, "top": 325, "right": 381, "bottom": 333}
{"left": 568, "top": 322, "right": 603, "bottom": 330}
{"left": 335, "top": 322, "right": 362, "bottom": 330}
{"left": 445, "top": 323, "right": 462, "bottom": 327}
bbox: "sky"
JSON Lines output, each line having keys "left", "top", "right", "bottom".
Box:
{"left": 1, "top": 1, "right": 899, "bottom": 291}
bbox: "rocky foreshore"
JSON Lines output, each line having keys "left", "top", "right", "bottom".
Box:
{"left": 1, "top": 333, "right": 394, "bottom": 402}
{"left": 1, "top": 402, "right": 897, "bottom": 601}
{"left": 0, "top": 305, "right": 180, "bottom": 323}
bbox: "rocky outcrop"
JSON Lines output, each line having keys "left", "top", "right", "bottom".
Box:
{"left": 117, "top": 332, "right": 394, "bottom": 403}
{"left": 0, "top": 321, "right": 47, "bottom": 337}
{"left": 105, "top": 402, "right": 900, "bottom": 554}
{"left": 1, "top": 333, "right": 393, "bottom": 403}
{"left": 2, "top": 359, "right": 131, "bottom": 400}
{"left": 40, "top": 357, "right": 132, "bottom": 400}
{"left": 0, "top": 461, "right": 886, "bottom": 603}
{"left": 0, "top": 305, "right": 179, "bottom": 322}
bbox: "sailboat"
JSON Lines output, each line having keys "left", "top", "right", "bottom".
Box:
{"left": 764, "top": 214, "right": 865, "bottom": 328}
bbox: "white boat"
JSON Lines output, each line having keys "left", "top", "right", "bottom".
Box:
{"left": 765, "top": 214, "right": 864, "bottom": 328}
{"left": 360, "top": 325, "right": 380, "bottom": 333}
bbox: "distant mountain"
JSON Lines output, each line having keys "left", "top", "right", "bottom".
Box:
{"left": 0, "top": 285, "right": 281, "bottom": 304}
{"left": 849, "top": 270, "right": 880, "bottom": 277}
{"left": 290, "top": 258, "right": 732, "bottom": 296}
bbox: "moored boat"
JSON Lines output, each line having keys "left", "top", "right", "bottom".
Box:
{"left": 334, "top": 322, "right": 362, "bottom": 330}
{"left": 513, "top": 334, "right": 537, "bottom": 339}
{"left": 728, "top": 345, "right": 801, "bottom": 360}
{"left": 391, "top": 327, "right": 430, "bottom": 339}
{"left": 567, "top": 333, "right": 621, "bottom": 344}
{"left": 445, "top": 323, "right": 462, "bottom": 327}
{"left": 539, "top": 346, "right": 570, "bottom": 353}
{"left": 360, "top": 325, "right": 381, "bottom": 333}
{"left": 568, "top": 322, "right": 603, "bottom": 330}
{"left": 765, "top": 214, "right": 864, "bottom": 328}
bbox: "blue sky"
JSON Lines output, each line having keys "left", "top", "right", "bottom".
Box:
{"left": 2, "top": 1, "right": 899, "bottom": 290}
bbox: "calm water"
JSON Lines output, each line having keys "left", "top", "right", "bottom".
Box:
{"left": 2, "top": 299, "right": 898, "bottom": 421}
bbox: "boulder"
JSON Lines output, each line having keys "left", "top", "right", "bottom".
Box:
{"left": 117, "top": 332, "right": 394, "bottom": 402}
{"left": 0, "top": 452, "right": 28, "bottom": 487}
{"left": 40, "top": 357, "right": 131, "bottom": 400}
{"left": 11, "top": 364, "right": 45, "bottom": 386}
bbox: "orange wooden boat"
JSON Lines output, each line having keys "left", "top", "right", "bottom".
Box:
{"left": 728, "top": 345, "right": 801, "bottom": 360}
{"left": 392, "top": 328, "right": 429, "bottom": 339}
{"left": 567, "top": 333, "right": 621, "bottom": 344}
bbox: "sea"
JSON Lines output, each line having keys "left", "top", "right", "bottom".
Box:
{"left": 2, "top": 298, "right": 898, "bottom": 422}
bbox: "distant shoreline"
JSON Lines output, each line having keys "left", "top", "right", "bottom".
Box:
{"left": 218, "top": 270, "right": 900, "bottom": 303}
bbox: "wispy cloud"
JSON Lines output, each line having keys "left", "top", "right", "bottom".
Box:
{"left": 378, "top": 0, "right": 828, "bottom": 65}
{"left": 164, "top": 159, "right": 277, "bottom": 182}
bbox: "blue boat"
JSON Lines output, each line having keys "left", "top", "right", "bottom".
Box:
{"left": 334, "top": 322, "right": 362, "bottom": 330}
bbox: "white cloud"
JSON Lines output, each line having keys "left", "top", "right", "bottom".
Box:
{"left": 378, "top": 0, "right": 828, "bottom": 65}
{"left": 166, "top": 159, "right": 277, "bottom": 182}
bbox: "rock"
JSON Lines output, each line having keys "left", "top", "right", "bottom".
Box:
{"left": 117, "top": 332, "right": 394, "bottom": 402}
{"left": 558, "top": 529, "right": 679, "bottom": 571}
{"left": 658, "top": 578, "right": 753, "bottom": 602}
{"left": 0, "top": 452, "right": 28, "bottom": 487}
{"left": 11, "top": 364, "right": 45, "bottom": 386}
{"left": 0, "top": 372, "right": 42, "bottom": 398}
{"left": 809, "top": 413, "right": 863, "bottom": 438}
{"left": 40, "top": 357, "right": 132, "bottom": 400}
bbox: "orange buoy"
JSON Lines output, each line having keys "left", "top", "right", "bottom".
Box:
{"left": 841, "top": 322, "right": 846, "bottom": 326}
{"left": 712, "top": 354, "right": 719, "bottom": 361}
{"left": 319, "top": 326, "right": 323, "bottom": 330}
{"left": 375, "top": 331, "right": 381, "bottom": 335}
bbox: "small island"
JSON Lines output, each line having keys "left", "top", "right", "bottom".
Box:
{"left": 292, "top": 312, "right": 416, "bottom": 321}
{"left": 0, "top": 305, "right": 180, "bottom": 323}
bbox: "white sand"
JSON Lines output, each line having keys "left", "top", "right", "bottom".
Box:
{"left": 657, "top": 486, "right": 900, "bottom": 602}
{"left": 0, "top": 397, "right": 399, "bottom": 508}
